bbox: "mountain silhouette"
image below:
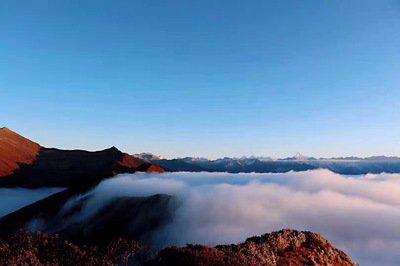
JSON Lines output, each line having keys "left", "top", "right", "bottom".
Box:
{"left": 0, "top": 127, "right": 164, "bottom": 188}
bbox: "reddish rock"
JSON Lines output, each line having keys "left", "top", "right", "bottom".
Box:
{"left": 0, "top": 128, "right": 164, "bottom": 188}
{"left": 0, "top": 127, "right": 40, "bottom": 177}
{"left": 146, "top": 164, "right": 165, "bottom": 173}
{"left": 155, "top": 229, "right": 356, "bottom": 266}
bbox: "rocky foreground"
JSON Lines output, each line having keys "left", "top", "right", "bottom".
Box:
{"left": 155, "top": 229, "right": 356, "bottom": 265}
{"left": 0, "top": 229, "right": 355, "bottom": 266}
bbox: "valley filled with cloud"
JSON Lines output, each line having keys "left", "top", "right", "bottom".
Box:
{"left": 1, "top": 170, "right": 398, "bottom": 265}
{"left": 62, "top": 170, "right": 400, "bottom": 265}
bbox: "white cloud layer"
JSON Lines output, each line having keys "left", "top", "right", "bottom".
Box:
{"left": 87, "top": 170, "right": 400, "bottom": 266}
{"left": 2, "top": 170, "right": 398, "bottom": 265}
{"left": 0, "top": 188, "right": 64, "bottom": 217}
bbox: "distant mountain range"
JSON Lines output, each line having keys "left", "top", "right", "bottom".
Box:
{"left": 137, "top": 152, "right": 400, "bottom": 163}
{"left": 135, "top": 153, "right": 400, "bottom": 175}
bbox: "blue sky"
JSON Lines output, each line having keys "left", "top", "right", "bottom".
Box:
{"left": 1, "top": 0, "right": 400, "bottom": 158}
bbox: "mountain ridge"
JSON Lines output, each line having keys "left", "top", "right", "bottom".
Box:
{"left": 139, "top": 153, "right": 400, "bottom": 175}
{"left": 137, "top": 152, "right": 400, "bottom": 162}
{"left": 0, "top": 128, "right": 164, "bottom": 188}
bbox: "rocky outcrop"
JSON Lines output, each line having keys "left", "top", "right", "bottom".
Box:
{"left": 0, "top": 128, "right": 164, "bottom": 188}
{"left": 154, "top": 229, "right": 356, "bottom": 265}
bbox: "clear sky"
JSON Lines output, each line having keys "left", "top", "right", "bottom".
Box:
{"left": 1, "top": 0, "right": 400, "bottom": 159}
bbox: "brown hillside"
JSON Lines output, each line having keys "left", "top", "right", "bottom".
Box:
{"left": 0, "top": 128, "right": 164, "bottom": 188}
{"left": 0, "top": 127, "right": 40, "bottom": 177}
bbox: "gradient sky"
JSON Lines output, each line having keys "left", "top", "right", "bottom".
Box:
{"left": 1, "top": 1, "right": 400, "bottom": 159}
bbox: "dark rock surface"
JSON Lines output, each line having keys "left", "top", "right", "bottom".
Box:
{"left": 0, "top": 127, "right": 164, "bottom": 188}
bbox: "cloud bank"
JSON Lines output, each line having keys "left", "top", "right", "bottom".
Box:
{"left": 87, "top": 170, "right": 400, "bottom": 265}
{"left": 0, "top": 188, "right": 64, "bottom": 217}
{"left": 31, "top": 170, "right": 400, "bottom": 265}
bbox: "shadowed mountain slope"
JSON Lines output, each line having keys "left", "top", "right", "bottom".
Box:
{"left": 0, "top": 128, "right": 164, "bottom": 188}
{"left": 0, "top": 191, "right": 177, "bottom": 246}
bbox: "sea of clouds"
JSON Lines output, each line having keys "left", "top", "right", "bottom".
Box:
{"left": 1, "top": 170, "right": 399, "bottom": 265}
{"left": 81, "top": 169, "right": 400, "bottom": 266}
